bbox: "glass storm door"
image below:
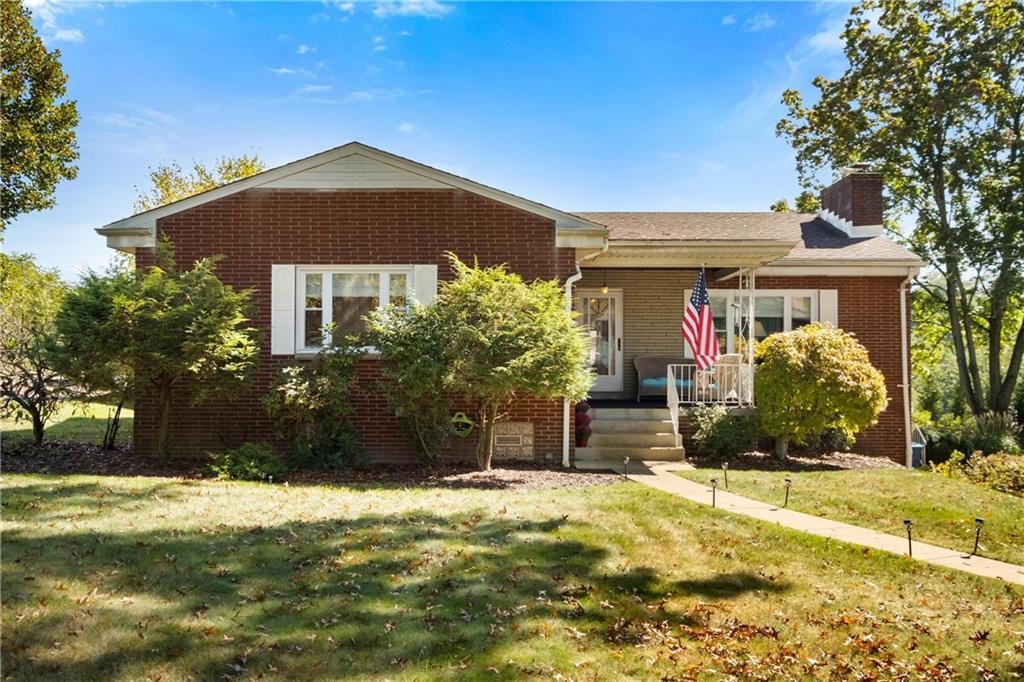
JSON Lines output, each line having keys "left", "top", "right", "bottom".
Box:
{"left": 578, "top": 289, "right": 624, "bottom": 392}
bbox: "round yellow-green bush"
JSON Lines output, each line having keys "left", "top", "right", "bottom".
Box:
{"left": 754, "top": 323, "right": 887, "bottom": 456}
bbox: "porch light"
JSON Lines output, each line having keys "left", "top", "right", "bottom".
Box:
{"left": 600, "top": 280, "right": 609, "bottom": 295}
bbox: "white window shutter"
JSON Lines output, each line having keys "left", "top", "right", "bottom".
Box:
{"left": 412, "top": 264, "right": 438, "bottom": 305}
{"left": 270, "top": 265, "right": 296, "bottom": 355}
{"left": 819, "top": 289, "right": 839, "bottom": 327}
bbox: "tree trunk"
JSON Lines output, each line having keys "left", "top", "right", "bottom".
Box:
{"left": 102, "top": 397, "right": 124, "bottom": 450}
{"left": 475, "top": 405, "right": 496, "bottom": 471}
{"left": 31, "top": 410, "right": 44, "bottom": 446}
{"left": 774, "top": 437, "right": 788, "bottom": 460}
{"left": 156, "top": 382, "right": 172, "bottom": 459}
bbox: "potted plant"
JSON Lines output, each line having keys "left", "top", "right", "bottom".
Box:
{"left": 575, "top": 411, "right": 592, "bottom": 447}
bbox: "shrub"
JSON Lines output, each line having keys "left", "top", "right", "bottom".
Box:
{"left": 970, "top": 411, "right": 1021, "bottom": 455}
{"left": 691, "top": 404, "right": 758, "bottom": 457}
{"left": 207, "top": 443, "right": 287, "bottom": 482}
{"left": 931, "top": 449, "right": 1024, "bottom": 497}
{"left": 366, "top": 305, "right": 453, "bottom": 463}
{"left": 264, "top": 340, "right": 364, "bottom": 470}
{"left": 755, "top": 323, "right": 887, "bottom": 459}
{"left": 811, "top": 426, "right": 854, "bottom": 454}
{"left": 969, "top": 452, "right": 1024, "bottom": 496}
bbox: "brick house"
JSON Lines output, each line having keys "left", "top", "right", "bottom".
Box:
{"left": 97, "top": 142, "right": 923, "bottom": 466}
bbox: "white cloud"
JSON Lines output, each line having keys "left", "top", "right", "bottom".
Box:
{"left": 373, "top": 35, "right": 387, "bottom": 51}
{"left": 298, "top": 84, "right": 333, "bottom": 94}
{"left": 397, "top": 122, "right": 417, "bottom": 134}
{"left": 399, "top": 30, "right": 412, "bottom": 37}
{"left": 373, "top": 45, "right": 388, "bottom": 52}
{"left": 335, "top": 2, "right": 355, "bottom": 12}
{"left": 721, "top": 15, "right": 736, "bottom": 27}
{"left": 268, "top": 66, "right": 314, "bottom": 77}
{"left": 297, "top": 44, "right": 316, "bottom": 54}
{"left": 25, "top": 0, "right": 86, "bottom": 43}
{"left": 345, "top": 87, "right": 405, "bottom": 102}
{"left": 743, "top": 12, "right": 778, "bottom": 32}
{"left": 372, "top": 0, "right": 452, "bottom": 19}
{"left": 94, "top": 105, "right": 181, "bottom": 156}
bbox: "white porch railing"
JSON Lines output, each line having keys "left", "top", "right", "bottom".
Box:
{"left": 667, "top": 362, "right": 755, "bottom": 408}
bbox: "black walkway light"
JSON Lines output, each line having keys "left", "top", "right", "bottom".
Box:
{"left": 722, "top": 462, "right": 729, "bottom": 489}
{"left": 783, "top": 477, "right": 792, "bottom": 508}
{"left": 971, "top": 518, "right": 984, "bottom": 557}
{"left": 904, "top": 519, "right": 913, "bottom": 557}
{"left": 710, "top": 478, "right": 717, "bottom": 508}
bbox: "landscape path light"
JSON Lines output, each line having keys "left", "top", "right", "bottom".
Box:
{"left": 971, "top": 518, "right": 984, "bottom": 557}
{"left": 710, "top": 478, "right": 717, "bottom": 508}
{"left": 783, "top": 477, "right": 792, "bottom": 508}
{"left": 722, "top": 462, "right": 729, "bottom": 489}
{"left": 623, "top": 456, "right": 629, "bottom": 480}
{"left": 904, "top": 519, "right": 913, "bottom": 557}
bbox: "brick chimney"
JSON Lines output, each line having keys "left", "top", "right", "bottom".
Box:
{"left": 818, "top": 164, "right": 884, "bottom": 238}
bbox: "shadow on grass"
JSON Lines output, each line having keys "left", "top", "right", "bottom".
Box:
{"left": 1, "top": 501, "right": 791, "bottom": 680}
{"left": 675, "top": 571, "right": 788, "bottom": 599}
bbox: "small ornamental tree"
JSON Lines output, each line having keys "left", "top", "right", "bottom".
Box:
{"left": 50, "top": 242, "right": 259, "bottom": 458}
{"left": 754, "top": 323, "right": 887, "bottom": 459}
{"left": 50, "top": 263, "right": 135, "bottom": 449}
{"left": 0, "top": 253, "right": 75, "bottom": 444}
{"left": 434, "top": 254, "right": 593, "bottom": 471}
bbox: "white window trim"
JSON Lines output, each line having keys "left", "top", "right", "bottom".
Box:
{"left": 683, "top": 289, "right": 821, "bottom": 358}
{"left": 295, "top": 265, "right": 414, "bottom": 353}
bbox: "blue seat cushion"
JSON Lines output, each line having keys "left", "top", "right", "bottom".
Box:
{"left": 640, "top": 377, "right": 693, "bottom": 389}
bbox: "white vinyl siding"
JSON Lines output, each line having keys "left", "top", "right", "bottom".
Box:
{"left": 261, "top": 153, "right": 448, "bottom": 190}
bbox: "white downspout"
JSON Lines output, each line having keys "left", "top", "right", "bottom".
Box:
{"left": 899, "top": 272, "right": 913, "bottom": 468}
{"left": 562, "top": 241, "right": 609, "bottom": 468}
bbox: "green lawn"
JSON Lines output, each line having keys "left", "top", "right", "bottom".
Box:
{"left": 1, "top": 402, "right": 133, "bottom": 448}
{"left": 2, "top": 475, "right": 1021, "bottom": 681}
{"left": 677, "top": 467, "right": 1024, "bottom": 566}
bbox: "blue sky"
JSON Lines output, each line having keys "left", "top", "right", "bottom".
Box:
{"left": 9, "top": 0, "right": 853, "bottom": 279}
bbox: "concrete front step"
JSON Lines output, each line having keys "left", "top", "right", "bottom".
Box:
{"left": 589, "top": 407, "right": 670, "bottom": 421}
{"left": 588, "top": 432, "right": 678, "bottom": 447}
{"left": 589, "top": 418, "right": 674, "bottom": 433}
{"left": 575, "top": 445, "right": 686, "bottom": 462}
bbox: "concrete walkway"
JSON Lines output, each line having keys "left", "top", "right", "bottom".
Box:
{"left": 594, "top": 459, "right": 1024, "bottom": 585}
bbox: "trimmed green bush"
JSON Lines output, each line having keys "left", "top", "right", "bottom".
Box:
{"left": 755, "top": 323, "right": 887, "bottom": 459}
{"left": 691, "top": 405, "right": 758, "bottom": 457}
{"left": 207, "top": 443, "right": 286, "bottom": 482}
{"left": 971, "top": 412, "right": 1021, "bottom": 455}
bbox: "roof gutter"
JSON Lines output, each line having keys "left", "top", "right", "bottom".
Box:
{"left": 899, "top": 272, "right": 914, "bottom": 468}
{"left": 563, "top": 240, "right": 609, "bottom": 468}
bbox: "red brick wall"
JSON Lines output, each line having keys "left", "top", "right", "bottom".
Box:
{"left": 133, "top": 188, "right": 576, "bottom": 463}
{"left": 710, "top": 275, "right": 910, "bottom": 462}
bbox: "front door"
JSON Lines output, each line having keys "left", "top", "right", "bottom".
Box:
{"left": 577, "top": 289, "right": 624, "bottom": 392}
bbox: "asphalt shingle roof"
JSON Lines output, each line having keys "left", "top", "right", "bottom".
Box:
{"left": 574, "top": 212, "right": 921, "bottom": 263}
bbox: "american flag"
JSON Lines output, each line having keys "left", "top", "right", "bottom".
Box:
{"left": 682, "top": 269, "right": 720, "bottom": 370}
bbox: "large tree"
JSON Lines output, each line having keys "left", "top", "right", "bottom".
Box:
{"left": 777, "top": 0, "right": 1024, "bottom": 416}
{"left": 0, "top": 0, "right": 80, "bottom": 230}
{"left": 134, "top": 155, "right": 266, "bottom": 212}
{"left": 0, "top": 253, "right": 75, "bottom": 444}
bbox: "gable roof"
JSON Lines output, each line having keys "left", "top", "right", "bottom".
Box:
{"left": 575, "top": 211, "right": 922, "bottom": 265}
{"left": 97, "top": 142, "right": 607, "bottom": 250}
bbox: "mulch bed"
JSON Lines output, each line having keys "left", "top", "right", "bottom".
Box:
{"left": 687, "top": 449, "right": 902, "bottom": 472}
{"left": 0, "top": 440, "right": 619, "bottom": 490}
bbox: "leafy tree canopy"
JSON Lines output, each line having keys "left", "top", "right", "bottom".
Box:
{"left": 0, "top": 0, "right": 80, "bottom": 230}
{"left": 769, "top": 191, "right": 821, "bottom": 213}
{"left": 134, "top": 154, "right": 266, "bottom": 212}
{"left": 777, "top": 0, "right": 1024, "bottom": 416}
{"left": 0, "top": 253, "right": 73, "bottom": 444}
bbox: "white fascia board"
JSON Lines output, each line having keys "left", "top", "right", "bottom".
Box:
{"left": 556, "top": 231, "right": 607, "bottom": 248}
{"left": 96, "top": 142, "right": 607, "bottom": 247}
{"left": 757, "top": 263, "right": 922, "bottom": 277}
